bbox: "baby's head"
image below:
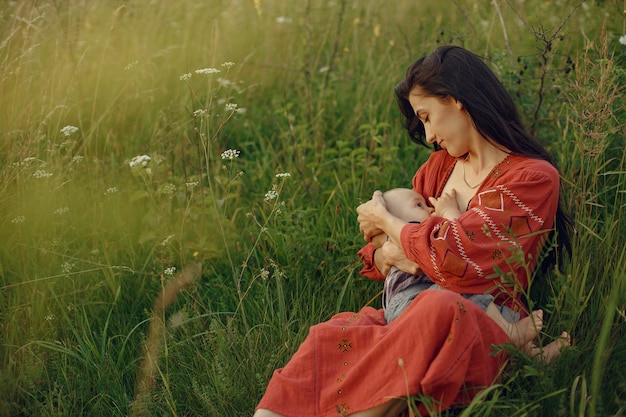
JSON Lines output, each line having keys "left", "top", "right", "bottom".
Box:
{"left": 383, "top": 188, "right": 432, "bottom": 223}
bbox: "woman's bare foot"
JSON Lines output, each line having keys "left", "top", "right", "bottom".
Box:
{"left": 507, "top": 309, "right": 543, "bottom": 348}
{"left": 523, "top": 331, "right": 571, "bottom": 364}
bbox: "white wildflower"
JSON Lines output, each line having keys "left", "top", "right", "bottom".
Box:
{"left": 217, "top": 78, "right": 233, "bottom": 87}
{"left": 195, "top": 67, "right": 221, "bottom": 75}
{"left": 276, "top": 16, "right": 292, "bottom": 24}
{"left": 236, "top": 107, "right": 247, "bottom": 115}
{"left": 221, "top": 62, "right": 235, "bottom": 68}
{"left": 275, "top": 172, "right": 291, "bottom": 178}
{"left": 60, "top": 125, "right": 79, "bottom": 136}
{"left": 33, "top": 169, "right": 53, "bottom": 178}
{"left": 225, "top": 103, "right": 238, "bottom": 111}
{"left": 164, "top": 266, "right": 176, "bottom": 276}
{"left": 54, "top": 207, "right": 69, "bottom": 215}
{"left": 11, "top": 215, "right": 25, "bottom": 224}
{"left": 620, "top": 34, "right": 626, "bottom": 46}
{"left": 104, "top": 187, "right": 118, "bottom": 194}
{"left": 72, "top": 155, "right": 84, "bottom": 163}
{"left": 61, "top": 262, "right": 74, "bottom": 273}
{"left": 185, "top": 181, "right": 199, "bottom": 189}
{"left": 260, "top": 268, "right": 270, "bottom": 280}
{"left": 179, "top": 72, "right": 192, "bottom": 81}
{"left": 160, "top": 183, "right": 176, "bottom": 195}
{"left": 221, "top": 149, "right": 240, "bottom": 160}
{"left": 264, "top": 189, "right": 278, "bottom": 202}
{"left": 124, "top": 60, "right": 138, "bottom": 70}
{"left": 45, "top": 314, "right": 55, "bottom": 322}
{"left": 193, "top": 109, "right": 207, "bottom": 117}
{"left": 129, "top": 155, "right": 151, "bottom": 168}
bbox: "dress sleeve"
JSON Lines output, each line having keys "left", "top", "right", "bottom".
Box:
{"left": 400, "top": 165, "right": 560, "bottom": 298}
{"left": 357, "top": 243, "right": 385, "bottom": 281}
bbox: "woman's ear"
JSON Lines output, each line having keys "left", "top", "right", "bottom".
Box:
{"left": 454, "top": 99, "right": 464, "bottom": 111}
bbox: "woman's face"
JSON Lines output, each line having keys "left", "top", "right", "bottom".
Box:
{"left": 408, "top": 87, "right": 473, "bottom": 158}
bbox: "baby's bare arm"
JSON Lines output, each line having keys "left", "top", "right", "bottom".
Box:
{"left": 429, "top": 190, "right": 461, "bottom": 220}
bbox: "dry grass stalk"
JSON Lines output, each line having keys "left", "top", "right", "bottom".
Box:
{"left": 130, "top": 262, "right": 202, "bottom": 417}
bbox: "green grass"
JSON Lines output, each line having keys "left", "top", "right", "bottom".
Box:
{"left": 0, "top": 0, "right": 624, "bottom": 416}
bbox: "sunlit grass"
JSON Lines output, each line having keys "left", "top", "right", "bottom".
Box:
{"left": 0, "top": 0, "right": 624, "bottom": 416}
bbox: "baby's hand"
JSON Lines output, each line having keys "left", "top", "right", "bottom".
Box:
{"left": 429, "top": 190, "right": 461, "bottom": 220}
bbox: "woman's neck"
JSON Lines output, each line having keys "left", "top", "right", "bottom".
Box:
{"left": 464, "top": 141, "right": 509, "bottom": 175}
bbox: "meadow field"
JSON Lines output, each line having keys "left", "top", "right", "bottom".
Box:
{"left": 0, "top": 0, "right": 624, "bottom": 416}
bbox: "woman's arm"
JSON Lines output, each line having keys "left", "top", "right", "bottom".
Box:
{"left": 357, "top": 152, "right": 449, "bottom": 281}
{"left": 358, "top": 241, "right": 422, "bottom": 278}
{"left": 356, "top": 191, "right": 422, "bottom": 279}
{"left": 356, "top": 190, "right": 407, "bottom": 247}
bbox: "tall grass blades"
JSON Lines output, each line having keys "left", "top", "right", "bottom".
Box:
{"left": 0, "top": 0, "right": 624, "bottom": 416}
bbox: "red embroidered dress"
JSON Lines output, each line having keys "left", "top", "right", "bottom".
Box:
{"left": 257, "top": 151, "right": 560, "bottom": 416}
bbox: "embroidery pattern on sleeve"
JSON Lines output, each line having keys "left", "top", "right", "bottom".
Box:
{"left": 429, "top": 224, "right": 446, "bottom": 282}
{"left": 472, "top": 207, "right": 519, "bottom": 249}
{"left": 495, "top": 185, "right": 545, "bottom": 225}
{"left": 449, "top": 220, "right": 483, "bottom": 278}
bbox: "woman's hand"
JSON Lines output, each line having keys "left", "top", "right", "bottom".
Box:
{"left": 370, "top": 233, "right": 388, "bottom": 249}
{"left": 357, "top": 191, "right": 388, "bottom": 242}
{"left": 376, "top": 240, "right": 421, "bottom": 276}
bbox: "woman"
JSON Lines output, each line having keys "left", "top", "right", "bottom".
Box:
{"left": 255, "top": 45, "right": 571, "bottom": 417}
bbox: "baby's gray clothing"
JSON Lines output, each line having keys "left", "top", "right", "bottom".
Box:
{"left": 383, "top": 266, "right": 520, "bottom": 324}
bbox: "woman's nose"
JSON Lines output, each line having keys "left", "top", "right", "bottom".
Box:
{"left": 424, "top": 126, "right": 435, "bottom": 143}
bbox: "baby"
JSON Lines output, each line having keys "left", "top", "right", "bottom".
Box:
{"left": 380, "top": 188, "right": 546, "bottom": 350}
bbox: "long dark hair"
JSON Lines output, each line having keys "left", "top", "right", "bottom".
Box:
{"left": 395, "top": 45, "right": 572, "bottom": 270}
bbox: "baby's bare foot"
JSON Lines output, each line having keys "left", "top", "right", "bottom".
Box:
{"left": 508, "top": 309, "right": 543, "bottom": 348}
{"left": 523, "top": 331, "right": 571, "bottom": 364}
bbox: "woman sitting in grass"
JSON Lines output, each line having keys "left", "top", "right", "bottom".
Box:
{"left": 255, "top": 45, "right": 572, "bottom": 417}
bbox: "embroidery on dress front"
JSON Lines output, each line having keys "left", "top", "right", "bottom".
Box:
{"left": 336, "top": 403, "right": 350, "bottom": 416}
{"left": 348, "top": 314, "right": 361, "bottom": 322}
{"left": 456, "top": 300, "right": 467, "bottom": 315}
{"left": 338, "top": 338, "right": 353, "bottom": 353}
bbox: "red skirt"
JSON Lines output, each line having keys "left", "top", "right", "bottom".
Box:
{"left": 256, "top": 290, "right": 510, "bottom": 416}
